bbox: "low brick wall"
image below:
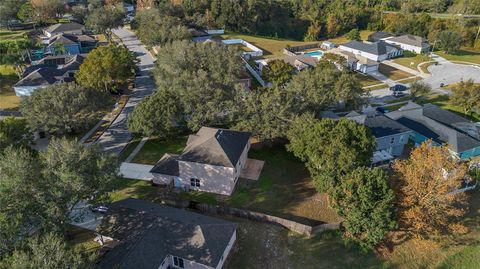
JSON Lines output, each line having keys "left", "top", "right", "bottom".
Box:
{"left": 162, "top": 196, "right": 339, "bottom": 237}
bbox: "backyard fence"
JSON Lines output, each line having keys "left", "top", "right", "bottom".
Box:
{"left": 205, "top": 29, "right": 225, "bottom": 35}
{"left": 283, "top": 43, "right": 322, "bottom": 56}
{"left": 243, "top": 59, "right": 268, "bottom": 87}
{"left": 222, "top": 39, "right": 263, "bottom": 57}
{"left": 162, "top": 196, "right": 339, "bottom": 237}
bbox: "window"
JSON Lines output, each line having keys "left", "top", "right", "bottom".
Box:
{"left": 190, "top": 178, "right": 200, "bottom": 187}
{"left": 173, "top": 256, "right": 184, "bottom": 268}
{"left": 390, "top": 137, "right": 395, "bottom": 144}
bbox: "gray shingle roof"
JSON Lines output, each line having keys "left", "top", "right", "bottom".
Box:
{"left": 368, "top": 31, "right": 393, "bottom": 42}
{"left": 385, "top": 102, "right": 480, "bottom": 153}
{"left": 44, "top": 22, "right": 85, "bottom": 35}
{"left": 180, "top": 127, "right": 251, "bottom": 167}
{"left": 385, "top": 34, "right": 429, "bottom": 48}
{"left": 345, "top": 112, "right": 411, "bottom": 138}
{"left": 341, "top": 40, "right": 396, "bottom": 56}
{"left": 150, "top": 153, "right": 180, "bottom": 175}
{"left": 98, "top": 198, "right": 237, "bottom": 269}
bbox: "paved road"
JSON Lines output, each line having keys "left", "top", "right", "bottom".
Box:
{"left": 95, "top": 27, "right": 156, "bottom": 154}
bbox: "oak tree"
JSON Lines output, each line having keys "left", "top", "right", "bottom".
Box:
{"left": 263, "top": 59, "right": 295, "bottom": 86}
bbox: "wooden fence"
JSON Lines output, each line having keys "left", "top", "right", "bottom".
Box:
{"left": 162, "top": 197, "right": 339, "bottom": 237}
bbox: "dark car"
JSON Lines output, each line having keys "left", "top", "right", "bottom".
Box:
{"left": 390, "top": 84, "right": 408, "bottom": 92}
{"left": 376, "top": 107, "right": 389, "bottom": 113}
{"left": 90, "top": 205, "right": 108, "bottom": 214}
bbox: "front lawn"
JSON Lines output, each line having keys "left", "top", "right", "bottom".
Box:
{"left": 355, "top": 73, "right": 383, "bottom": 87}
{"left": 393, "top": 51, "right": 431, "bottom": 71}
{"left": 0, "top": 64, "right": 20, "bottom": 110}
{"left": 219, "top": 33, "right": 315, "bottom": 58}
{"left": 378, "top": 64, "right": 412, "bottom": 81}
{"left": 131, "top": 136, "right": 187, "bottom": 164}
{"left": 107, "top": 177, "right": 161, "bottom": 203}
{"left": 436, "top": 48, "right": 480, "bottom": 65}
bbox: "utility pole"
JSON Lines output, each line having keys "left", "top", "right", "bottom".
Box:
{"left": 474, "top": 25, "right": 480, "bottom": 49}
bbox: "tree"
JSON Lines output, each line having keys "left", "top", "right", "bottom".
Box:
{"left": 86, "top": 5, "right": 125, "bottom": 42}
{"left": 135, "top": 8, "right": 191, "bottom": 47}
{"left": 31, "top": 0, "right": 64, "bottom": 22}
{"left": 0, "top": 0, "right": 24, "bottom": 26}
{"left": 128, "top": 88, "right": 183, "bottom": 137}
{"left": 71, "top": 5, "right": 89, "bottom": 24}
{"left": 285, "top": 61, "right": 366, "bottom": 114}
{"left": 20, "top": 83, "right": 111, "bottom": 135}
{"left": 76, "top": 45, "right": 136, "bottom": 93}
{"left": 393, "top": 141, "right": 468, "bottom": 238}
{"left": 263, "top": 59, "right": 295, "bottom": 86}
{"left": 1, "top": 233, "right": 94, "bottom": 269}
{"left": 287, "top": 115, "right": 376, "bottom": 193}
{"left": 333, "top": 167, "right": 397, "bottom": 249}
{"left": 322, "top": 53, "right": 347, "bottom": 67}
{"left": 437, "top": 31, "right": 462, "bottom": 54}
{"left": 153, "top": 40, "right": 243, "bottom": 131}
{"left": 450, "top": 79, "right": 480, "bottom": 116}
{"left": 409, "top": 81, "right": 431, "bottom": 101}
{"left": 346, "top": 28, "right": 361, "bottom": 41}
{"left": 17, "top": 2, "right": 37, "bottom": 24}
{"left": 234, "top": 86, "right": 295, "bottom": 141}
{"left": 0, "top": 117, "right": 33, "bottom": 151}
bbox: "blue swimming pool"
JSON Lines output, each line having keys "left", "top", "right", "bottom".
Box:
{"left": 305, "top": 50, "right": 324, "bottom": 57}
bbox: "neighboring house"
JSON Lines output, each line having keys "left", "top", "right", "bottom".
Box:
{"left": 386, "top": 102, "right": 480, "bottom": 160}
{"left": 340, "top": 51, "right": 379, "bottom": 73}
{"left": 150, "top": 127, "right": 251, "bottom": 195}
{"left": 344, "top": 109, "right": 413, "bottom": 165}
{"left": 321, "top": 41, "right": 336, "bottom": 50}
{"left": 13, "top": 54, "right": 86, "bottom": 96}
{"left": 43, "top": 22, "right": 85, "bottom": 37}
{"left": 257, "top": 54, "right": 318, "bottom": 73}
{"left": 46, "top": 33, "right": 97, "bottom": 55}
{"left": 338, "top": 40, "right": 403, "bottom": 62}
{"left": 96, "top": 198, "right": 237, "bottom": 269}
{"left": 367, "top": 31, "right": 393, "bottom": 42}
{"left": 382, "top": 34, "right": 430, "bottom": 54}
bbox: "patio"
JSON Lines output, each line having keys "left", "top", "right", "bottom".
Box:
{"left": 240, "top": 158, "right": 265, "bottom": 180}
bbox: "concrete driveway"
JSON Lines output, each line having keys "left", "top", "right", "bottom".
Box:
{"left": 95, "top": 27, "right": 156, "bottom": 154}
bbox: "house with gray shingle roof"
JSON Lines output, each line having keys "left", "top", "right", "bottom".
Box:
{"left": 338, "top": 40, "right": 403, "bottom": 62}
{"left": 150, "top": 127, "right": 251, "bottom": 195}
{"left": 97, "top": 198, "right": 237, "bottom": 269}
{"left": 385, "top": 102, "right": 480, "bottom": 160}
{"left": 382, "top": 34, "right": 430, "bottom": 54}
{"left": 43, "top": 22, "right": 86, "bottom": 37}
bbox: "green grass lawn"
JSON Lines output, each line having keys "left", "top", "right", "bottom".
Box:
{"left": 378, "top": 64, "right": 412, "bottom": 81}
{"left": 219, "top": 32, "right": 315, "bottom": 58}
{"left": 393, "top": 51, "right": 432, "bottom": 71}
{"left": 131, "top": 136, "right": 188, "bottom": 164}
{"left": 436, "top": 48, "right": 480, "bottom": 65}
{"left": 0, "top": 64, "right": 20, "bottom": 110}
{"left": 326, "top": 30, "right": 374, "bottom": 44}
{"left": 107, "top": 177, "right": 161, "bottom": 203}
{"left": 0, "top": 30, "right": 28, "bottom": 41}
{"left": 226, "top": 218, "right": 389, "bottom": 269}
{"left": 355, "top": 73, "right": 383, "bottom": 87}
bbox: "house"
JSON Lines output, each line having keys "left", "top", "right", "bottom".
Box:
{"left": 340, "top": 51, "right": 379, "bottom": 73}
{"left": 46, "top": 33, "right": 97, "bottom": 55}
{"left": 150, "top": 127, "right": 251, "bottom": 195}
{"left": 13, "top": 54, "right": 86, "bottom": 96}
{"left": 321, "top": 41, "right": 335, "bottom": 50}
{"left": 96, "top": 198, "right": 237, "bottom": 269}
{"left": 367, "top": 31, "right": 393, "bottom": 42}
{"left": 383, "top": 34, "right": 430, "bottom": 54}
{"left": 345, "top": 109, "right": 413, "bottom": 165}
{"left": 338, "top": 40, "right": 403, "bottom": 62}
{"left": 257, "top": 54, "right": 318, "bottom": 73}
{"left": 43, "top": 22, "right": 85, "bottom": 37}
{"left": 385, "top": 102, "right": 480, "bottom": 160}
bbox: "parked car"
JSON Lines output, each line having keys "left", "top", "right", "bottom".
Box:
{"left": 393, "top": 91, "right": 406, "bottom": 97}
{"left": 390, "top": 84, "right": 408, "bottom": 92}
{"left": 90, "top": 205, "right": 108, "bottom": 214}
{"left": 376, "top": 107, "right": 389, "bottom": 113}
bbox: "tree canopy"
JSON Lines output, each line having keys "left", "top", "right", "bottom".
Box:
{"left": 449, "top": 79, "right": 480, "bottom": 116}
{"left": 393, "top": 141, "right": 468, "bottom": 238}
{"left": 0, "top": 117, "right": 33, "bottom": 152}
{"left": 409, "top": 81, "right": 431, "bottom": 101}
{"left": 263, "top": 59, "right": 295, "bottom": 86}
{"left": 20, "top": 83, "right": 111, "bottom": 135}
{"left": 76, "top": 44, "right": 137, "bottom": 93}
{"left": 437, "top": 31, "right": 462, "bottom": 54}
{"left": 86, "top": 4, "right": 125, "bottom": 41}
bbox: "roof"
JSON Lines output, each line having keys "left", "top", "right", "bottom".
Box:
{"left": 98, "top": 198, "right": 237, "bottom": 269}
{"left": 180, "top": 127, "right": 251, "bottom": 167}
{"left": 368, "top": 31, "right": 393, "bottom": 42}
{"left": 340, "top": 40, "right": 400, "bottom": 56}
{"left": 386, "top": 102, "right": 480, "bottom": 153}
{"left": 385, "top": 34, "right": 429, "bottom": 48}
{"left": 150, "top": 153, "right": 180, "bottom": 176}
{"left": 281, "top": 54, "right": 318, "bottom": 70}
{"left": 345, "top": 110, "right": 411, "bottom": 138}
{"left": 48, "top": 33, "right": 96, "bottom": 47}
{"left": 44, "top": 22, "right": 85, "bottom": 34}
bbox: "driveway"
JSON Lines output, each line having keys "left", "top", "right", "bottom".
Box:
{"left": 95, "top": 27, "right": 156, "bottom": 154}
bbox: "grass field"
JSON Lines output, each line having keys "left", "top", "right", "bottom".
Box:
{"left": 131, "top": 136, "right": 187, "bottom": 164}
{"left": 0, "top": 65, "right": 20, "bottom": 110}
{"left": 436, "top": 48, "right": 480, "bottom": 65}
{"left": 0, "top": 30, "right": 28, "bottom": 41}
{"left": 326, "top": 30, "right": 374, "bottom": 44}
{"left": 378, "top": 64, "right": 412, "bottom": 81}
{"left": 355, "top": 73, "right": 383, "bottom": 87}
{"left": 393, "top": 51, "right": 432, "bottom": 71}
{"left": 219, "top": 32, "right": 315, "bottom": 58}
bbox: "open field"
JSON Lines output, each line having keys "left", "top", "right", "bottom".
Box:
{"left": 326, "top": 30, "right": 374, "bottom": 44}
{"left": 0, "top": 65, "right": 20, "bottom": 110}
{"left": 378, "top": 64, "right": 412, "bottom": 81}
{"left": 436, "top": 48, "right": 480, "bottom": 65}
{"left": 219, "top": 32, "right": 315, "bottom": 58}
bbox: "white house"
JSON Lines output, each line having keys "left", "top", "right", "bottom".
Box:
{"left": 382, "top": 34, "right": 430, "bottom": 54}
{"left": 338, "top": 40, "right": 403, "bottom": 62}
{"left": 340, "top": 51, "right": 379, "bottom": 73}
{"left": 150, "top": 127, "right": 251, "bottom": 196}
{"left": 95, "top": 198, "right": 237, "bottom": 269}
